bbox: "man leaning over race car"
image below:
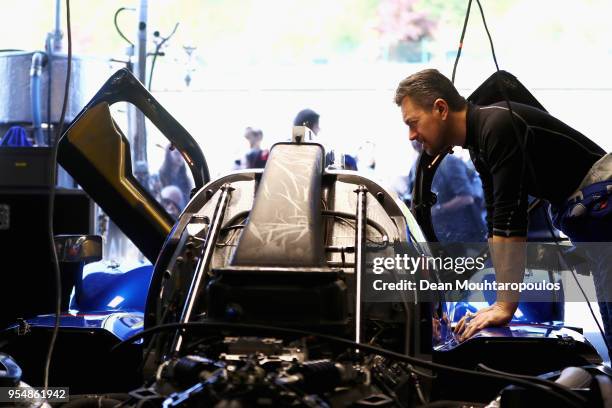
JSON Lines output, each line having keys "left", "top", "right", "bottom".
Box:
{"left": 394, "top": 69, "right": 612, "bottom": 351}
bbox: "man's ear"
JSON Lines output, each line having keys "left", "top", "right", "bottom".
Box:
{"left": 433, "top": 98, "right": 449, "bottom": 120}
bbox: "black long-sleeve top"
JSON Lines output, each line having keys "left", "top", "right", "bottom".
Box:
{"left": 464, "top": 101, "right": 605, "bottom": 237}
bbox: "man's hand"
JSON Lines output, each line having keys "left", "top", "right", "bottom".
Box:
{"left": 454, "top": 302, "right": 516, "bottom": 341}
{"left": 452, "top": 235, "right": 526, "bottom": 341}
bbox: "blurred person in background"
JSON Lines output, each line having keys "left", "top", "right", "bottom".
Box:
{"left": 356, "top": 140, "right": 377, "bottom": 176}
{"left": 134, "top": 160, "right": 161, "bottom": 200}
{"left": 293, "top": 108, "right": 357, "bottom": 170}
{"left": 234, "top": 127, "right": 269, "bottom": 169}
{"left": 158, "top": 143, "right": 193, "bottom": 208}
{"left": 406, "top": 140, "right": 487, "bottom": 244}
{"left": 160, "top": 185, "right": 185, "bottom": 219}
{"left": 293, "top": 108, "right": 321, "bottom": 135}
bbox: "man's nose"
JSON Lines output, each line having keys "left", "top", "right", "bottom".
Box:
{"left": 408, "top": 128, "right": 418, "bottom": 141}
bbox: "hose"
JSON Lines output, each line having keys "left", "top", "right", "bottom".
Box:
{"left": 30, "top": 52, "right": 46, "bottom": 146}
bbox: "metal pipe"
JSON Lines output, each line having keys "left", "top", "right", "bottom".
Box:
{"left": 52, "top": 0, "right": 63, "bottom": 53}
{"left": 354, "top": 185, "right": 368, "bottom": 345}
{"left": 129, "top": 0, "right": 148, "bottom": 163}
{"left": 54, "top": 0, "right": 61, "bottom": 37}
{"left": 45, "top": 35, "right": 53, "bottom": 146}
{"left": 171, "top": 183, "right": 234, "bottom": 354}
{"left": 135, "top": 0, "right": 148, "bottom": 86}
{"left": 30, "top": 52, "right": 46, "bottom": 146}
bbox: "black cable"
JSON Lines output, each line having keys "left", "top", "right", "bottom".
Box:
{"left": 541, "top": 208, "right": 611, "bottom": 352}
{"left": 322, "top": 207, "right": 428, "bottom": 257}
{"left": 453, "top": 0, "right": 534, "bottom": 199}
{"left": 139, "top": 291, "right": 178, "bottom": 377}
{"left": 147, "top": 46, "right": 161, "bottom": 92}
{"left": 112, "top": 396, "right": 137, "bottom": 408}
{"left": 147, "top": 23, "right": 179, "bottom": 91}
{"left": 371, "top": 372, "right": 409, "bottom": 408}
{"left": 474, "top": 0, "right": 536, "bottom": 198}
{"left": 477, "top": 363, "right": 589, "bottom": 406}
{"left": 321, "top": 210, "right": 387, "bottom": 238}
{"left": 326, "top": 216, "right": 392, "bottom": 257}
{"left": 474, "top": 0, "right": 499, "bottom": 71}
{"left": 114, "top": 7, "right": 135, "bottom": 47}
{"left": 473, "top": 0, "right": 520, "bottom": 142}
{"left": 223, "top": 210, "right": 249, "bottom": 229}
{"left": 44, "top": 0, "right": 71, "bottom": 390}
{"left": 112, "top": 321, "right": 587, "bottom": 407}
{"left": 451, "top": 0, "right": 472, "bottom": 83}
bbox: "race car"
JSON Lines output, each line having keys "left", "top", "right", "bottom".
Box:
{"left": 0, "top": 68, "right": 608, "bottom": 407}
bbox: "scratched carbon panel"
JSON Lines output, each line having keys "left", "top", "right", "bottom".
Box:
{"left": 231, "top": 143, "right": 325, "bottom": 267}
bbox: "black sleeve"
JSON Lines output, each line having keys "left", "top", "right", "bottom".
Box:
{"left": 482, "top": 114, "right": 529, "bottom": 237}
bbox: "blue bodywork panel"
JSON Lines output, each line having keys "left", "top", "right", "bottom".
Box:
{"left": 11, "top": 312, "right": 144, "bottom": 342}
{"left": 71, "top": 263, "right": 154, "bottom": 314}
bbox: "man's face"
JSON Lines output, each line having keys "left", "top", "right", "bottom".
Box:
{"left": 400, "top": 96, "right": 448, "bottom": 155}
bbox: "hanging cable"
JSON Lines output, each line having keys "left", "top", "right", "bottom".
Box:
{"left": 542, "top": 207, "right": 610, "bottom": 352}
{"left": 44, "top": 0, "right": 71, "bottom": 391}
{"left": 148, "top": 22, "right": 179, "bottom": 91}
{"left": 114, "top": 7, "right": 135, "bottom": 47}
{"left": 45, "top": 36, "right": 52, "bottom": 146}
{"left": 451, "top": 0, "right": 472, "bottom": 84}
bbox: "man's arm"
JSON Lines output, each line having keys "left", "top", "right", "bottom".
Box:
{"left": 489, "top": 234, "right": 526, "bottom": 306}
{"left": 455, "top": 234, "right": 526, "bottom": 340}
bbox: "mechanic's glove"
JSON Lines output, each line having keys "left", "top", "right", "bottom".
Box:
{"left": 453, "top": 302, "right": 515, "bottom": 342}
